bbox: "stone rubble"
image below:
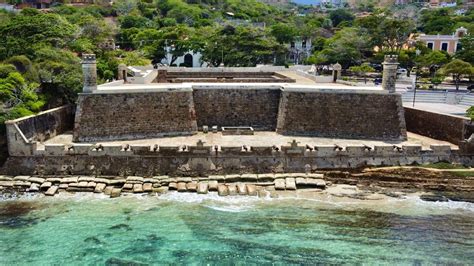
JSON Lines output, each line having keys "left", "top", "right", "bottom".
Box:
{"left": 0, "top": 173, "right": 327, "bottom": 198}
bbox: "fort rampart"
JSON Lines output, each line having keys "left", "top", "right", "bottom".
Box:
{"left": 0, "top": 140, "right": 466, "bottom": 176}
{"left": 73, "top": 84, "right": 407, "bottom": 142}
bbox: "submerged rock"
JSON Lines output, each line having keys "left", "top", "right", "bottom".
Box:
{"left": 217, "top": 184, "right": 229, "bottom": 196}
{"left": 237, "top": 183, "right": 247, "bottom": 195}
{"left": 420, "top": 194, "right": 449, "bottom": 202}
{"left": 197, "top": 183, "right": 208, "bottom": 194}
{"left": 44, "top": 186, "right": 58, "bottom": 196}
{"left": 208, "top": 180, "right": 218, "bottom": 191}
{"left": 105, "top": 257, "right": 148, "bottom": 266}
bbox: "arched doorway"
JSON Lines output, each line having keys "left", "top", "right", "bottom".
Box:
{"left": 184, "top": 54, "right": 193, "bottom": 67}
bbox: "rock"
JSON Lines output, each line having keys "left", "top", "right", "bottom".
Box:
{"left": 0, "top": 176, "right": 13, "bottom": 181}
{"left": 177, "top": 182, "right": 187, "bottom": 192}
{"left": 295, "top": 177, "right": 306, "bottom": 185}
{"left": 240, "top": 174, "right": 257, "bottom": 181}
{"left": 305, "top": 178, "right": 326, "bottom": 188}
{"left": 153, "top": 175, "right": 168, "bottom": 181}
{"left": 217, "top": 184, "right": 229, "bottom": 196}
{"left": 40, "top": 182, "right": 52, "bottom": 190}
{"left": 110, "top": 188, "right": 121, "bottom": 198}
{"left": 28, "top": 183, "right": 40, "bottom": 192}
{"left": 108, "top": 179, "right": 126, "bottom": 186}
{"left": 59, "top": 183, "right": 69, "bottom": 189}
{"left": 227, "top": 184, "right": 237, "bottom": 196}
{"left": 103, "top": 186, "right": 114, "bottom": 195}
{"left": 46, "top": 177, "right": 62, "bottom": 183}
{"left": 14, "top": 176, "right": 30, "bottom": 182}
{"left": 126, "top": 176, "right": 144, "bottom": 182}
{"left": 133, "top": 184, "right": 143, "bottom": 193}
{"left": 274, "top": 173, "right": 288, "bottom": 179}
{"left": 237, "top": 183, "right": 247, "bottom": 195}
{"left": 94, "top": 178, "right": 111, "bottom": 185}
{"left": 143, "top": 178, "right": 159, "bottom": 184}
{"left": 225, "top": 175, "right": 241, "bottom": 182}
{"left": 94, "top": 183, "right": 106, "bottom": 193}
{"left": 257, "top": 174, "right": 275, "bottom": 182}
{"left": 307, "top": 173, "right": 324, "bottom": 179}
{"left": 169, "top": 182, "right": 178, "bottom": 190}
{"left": 270, "top": 191, "right": 279, "bottom": 198}
{"left": 257, "top": 190, "right": 269, "bottom": 198}
{"left": 122, "top": 183, "right": 133, "bottom": 191}
{"left": 274, "top": 179, "right": 286, "bottom": 190}
{"left": 177, "top": 177, "right": 193, "bottom": 183}
{"left": 14, "top": 181, "right": 31, "bottom": 187}
{"left": 143, "top": 183, "right": 153, "bottom": 192}
{"left": 285, "top": 178, "right": 296, "bottom": 190}
{"left": 247, "top": 184, "right": 257, "bottom": 196}
{"left": 87, "top": 182, "right": 97, "bottom": 188}
{"left": 29, "top": 177, "right": 46, "bottom": 184}
{"left": 45, "top": 186, "right": 58, "bottom": 196}
{"left": 208, "top": 180, "right": 218, "bottom": 191}
{"left": 420, "top": 194, "right": 449, "bottom": 202}
{"left": 153, "top": 187, "right": 169, "bottom": 193}
{"left": 60, "top": 177, "right": 78, "bottom": 184}
{"left": 186, "top": 182, "right": 198, "bottom": 192}
{"left": 209, "top": 175, "right": 225, "bottom": 181}
{"left": 0, "top": 181, "right": 13, "bottom": 187}
{"left": 197, "top": 183, "right": 208, "bottom": 194}
{"left": 152, "top": 183, "right": 161, "bottom": 188}
{"left": 77, "top": 181, "right": 88, "bottom": 188}
{"left": 78, "top": 176, "right": 97, "bottom": 182}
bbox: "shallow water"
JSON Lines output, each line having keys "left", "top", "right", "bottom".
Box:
{"left": 1, "top": 192, "right": 473, "bottom": 265}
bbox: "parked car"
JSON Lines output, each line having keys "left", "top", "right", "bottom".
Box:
{"left": 467, "top": 84, "right": 474, "bottom": 92}
{"left": 397, "top": 68, "right": 408, "bottom": 75}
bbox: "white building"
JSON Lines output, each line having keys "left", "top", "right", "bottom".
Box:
{"left": 289, "top": 37, "right": 312, "bottom": 65}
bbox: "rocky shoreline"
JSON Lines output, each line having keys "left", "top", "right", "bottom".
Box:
{"left": 0, "top": 173, "right": 327, "bottom": 198}
{"left": 1, "top": 167, "right": 473, "bottom": 203}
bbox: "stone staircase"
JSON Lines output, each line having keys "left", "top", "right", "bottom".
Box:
{"left": 402, "top": 91, "right": 447, "bottom": 104}
{"left": 458, "top": 94, "right": 474, "bottom": 107}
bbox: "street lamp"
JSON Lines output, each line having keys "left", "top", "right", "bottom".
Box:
{"left": 413, "top": 49, "right": 421, "bottom": 107}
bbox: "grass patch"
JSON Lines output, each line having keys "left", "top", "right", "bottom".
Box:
{"left": 418, "top": 162, "right": 468, "bottom": 170}
{"left": 449, "top": 171, "right": 474, "bottom": 178}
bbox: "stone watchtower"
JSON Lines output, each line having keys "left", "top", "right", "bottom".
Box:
{"left": 82, "top": 54, "right": 97, "bottom": 93}
{"left": 382, "top": 55, "right": 399, "bottom": 93}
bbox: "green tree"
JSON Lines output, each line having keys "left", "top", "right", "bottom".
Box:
{"left": 439, "top": 59, "right": 473, "bottom": 90}
{"left": 456, "top": 35, "right": 474, "bottom": 65}
{"left": 349, "top": 63, "right": 375, "bottom": 84}
{"left": 329, "top": 9, "right": 354, "bottom": 27}
{"left": 270, "top": 23, "right": 297, "bottom": 44}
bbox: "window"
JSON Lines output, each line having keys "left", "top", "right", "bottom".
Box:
{"left": 290, "top": 42, "right": 295, "bottom": 48}
{"left": 456, "top": 42, "right": 462, "bottom": 52}
{"left": 302, "top": 40, "right": 307, "bottom": 48}
{"left": 427, "top": 42, "right": 434, "bottom": 50}
{"left": 441, "top": 42, "right": 448, "bottom": 52}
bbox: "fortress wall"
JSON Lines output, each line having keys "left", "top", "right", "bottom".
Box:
{"left": 276, "top": 90, "right": 407, "bottom": 140}
{"left": 73, "top": 91, "right": 198, "bottom": 142}
{"left": 5, "top": 105, "right": 75, "bottom": 156}
{"left": 1, "top": 143, "right": 464, "bottom": 175}
{"left": 193, "top": 87, "right": 282, "bottom": 130}
{"left": 404, "top": 107, "right": 473, "bottom": 145}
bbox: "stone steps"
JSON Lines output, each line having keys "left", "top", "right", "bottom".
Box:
{"left": 0, "top": 173, "right": 326, "bottom": 198}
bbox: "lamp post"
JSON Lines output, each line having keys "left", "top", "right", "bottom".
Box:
{"left": 413, "top": 49, "right": 421, "bottom": 107}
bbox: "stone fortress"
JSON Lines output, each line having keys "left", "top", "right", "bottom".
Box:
{"left": 2, "top": 54, "right": 472, "bottom": 177}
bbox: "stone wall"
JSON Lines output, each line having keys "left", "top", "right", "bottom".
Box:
{"left": 73, "top": 91, "right": 198, "bottom": 142}
{"left": 277, "top": 90, "right": 407, "bottom": 140}
{"left": 404, "top": 107, "right": 473, "bottom": 145}
{"left": 5, "top": 105, "right": 75, "bottom": 156}
{"left": 1, "top": 142, "right": 464, "bottom": 175}
{"left": 193, "top": 87, "right": 282, "bottom": 130}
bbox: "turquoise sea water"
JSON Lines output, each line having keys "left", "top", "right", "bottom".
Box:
{"left": 1, "top": 192, "right": 473, "bottom": 265}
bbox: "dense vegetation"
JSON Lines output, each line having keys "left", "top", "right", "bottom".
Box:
{"left": 0, "top": 0, "right": 473, "bottom": 127}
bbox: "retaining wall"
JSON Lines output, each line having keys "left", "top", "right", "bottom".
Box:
{"left": 73, "top": 90, "right": 198, "bottom": 142}
{"left": 193, "top": 86, "right": 282, "bottom": 130}
{"left": 277, "top": 89, "right": 407, "bottom": 140}
{"left": 5, "top": 105, "right": 75, "bottom": 156}
{"left": 404, "top": 107, "right": 474, "bottom": 145}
